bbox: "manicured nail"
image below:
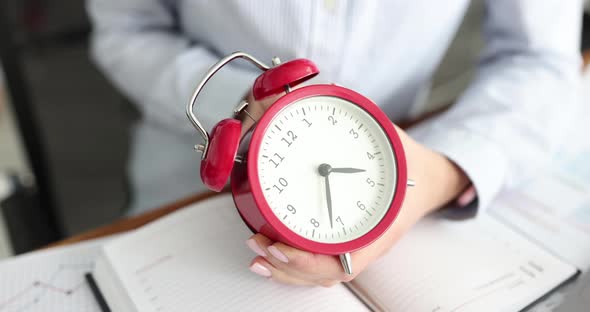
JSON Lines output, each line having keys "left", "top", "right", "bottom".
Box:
{"left": 268, "top": 245, "right": 289, "bottom": 263}
{"left": 249, "top": 263, "right": 271, "bottom": 277}
{"left": 457, "top": 186, "right": 477, "bottom": 207}
{"left": 246, "top": 239, "right": 267, "bottom": 257}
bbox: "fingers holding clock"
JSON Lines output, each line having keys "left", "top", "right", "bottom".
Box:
{"left": 264, "top": 240, "right": 382, "bottom": 283}
{"left": 246, "top": 233, "right": 358, "bottom": 284}
{"left": 249, "top": 257, "right": 316, "bottom": 286}
{"left": 267, "top": 242, "right": 370, "bottom": 284}
{"left": 267, "top": 241, "right": 343, "bottom": 276}
{"left": 247, "top": 234, "right": 325, "bottom": 280}
{"left": 248, "top": 234, "right": 320, "bottom": 275}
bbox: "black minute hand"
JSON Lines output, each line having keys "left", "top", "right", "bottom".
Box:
{"left": 318, "top": 163, "right": 334, "bottom": 229}
{"left": 325, "top": 176, "right": 333, "bottom": 229}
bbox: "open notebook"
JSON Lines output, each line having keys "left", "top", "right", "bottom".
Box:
{"left": 89, "top": 194, "right": 578, "bottom": 312}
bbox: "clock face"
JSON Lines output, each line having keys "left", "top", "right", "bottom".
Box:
{"left": 256, "top": 96, "right": 397, "bottom": 244}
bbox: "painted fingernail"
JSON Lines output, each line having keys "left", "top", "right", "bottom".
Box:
{"left": 457, "top": 186, "right": 477, "bottom": 207}
{"left": 246, "top": 239, "right": 267, "bottom": 257}
{"left": 268, "top": 245, "right": 289, "bottom": 263}
{"left": 249, "top": 262, "right": 271, "bottom": 277}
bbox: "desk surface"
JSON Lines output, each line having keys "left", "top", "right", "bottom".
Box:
{"left": 54, "top": 50, "right": 590, "bottom": 247}
{"left": 50, "top": 191, "right": 221, "bottom": 247}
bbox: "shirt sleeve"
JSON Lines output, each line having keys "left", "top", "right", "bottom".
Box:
{"left": 408, "top": 0, "right": 584, "bottom": 211}
{"left": 86, "top": 0, "right": 259, "bottom": 136}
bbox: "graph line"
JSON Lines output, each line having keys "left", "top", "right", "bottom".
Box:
{"left": 0, "top": 262, "right": 94, "bottom": 311}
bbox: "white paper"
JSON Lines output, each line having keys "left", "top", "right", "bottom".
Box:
{"left": 528, "top": 57, "right": 590, "bottom": 312}
{"left": 96, "top": 194, "right": 369, "bottom": 312}
{"left": 490, "top": 170, "right": 590, "bottom": 270}
{"left": 0, "top": 239, "right": 108, "bottom": 312}
{"left": 352, "top": 216, "right": 577, "bottom": 312}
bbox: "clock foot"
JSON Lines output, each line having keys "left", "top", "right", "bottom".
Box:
{"left": 340, "top": 253, "right": 353, "bottom": 275}
{"left": 407, "top": 179, "right": 416, "bottom": 187}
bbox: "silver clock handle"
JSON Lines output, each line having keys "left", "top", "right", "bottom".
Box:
{"left": 186, "top": 51, "right": 271, "bottom": 159}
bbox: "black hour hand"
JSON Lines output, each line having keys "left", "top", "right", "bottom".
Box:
{"left": 330, "top": 168, "right": 366, "bottom": 174}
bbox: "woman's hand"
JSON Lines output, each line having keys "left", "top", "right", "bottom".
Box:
{"left": 238, "top": 90, "right": 284, "bottom": 137}
{"left": 242, "top": 90, "right": 470, "bottom": 286}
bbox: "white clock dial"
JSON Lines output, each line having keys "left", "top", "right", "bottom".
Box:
{"left": 257, "top": 96, "right": 397, "bottom": 243}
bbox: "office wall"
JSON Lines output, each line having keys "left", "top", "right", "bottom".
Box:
{"left": 0, "top": 72, "right": 30, "bottom": 179}
{"left": 0, "top": 0, "right": 135, "bottom": 237}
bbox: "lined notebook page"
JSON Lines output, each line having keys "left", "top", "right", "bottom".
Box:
{"left": 97, "top": 194, "right": 368, "bottom": 312}
{"left": 351, "top": 216, "right": 577, "bottom": 312}
{"left": 489, "top": 168, "right": 590, "bottom": 270}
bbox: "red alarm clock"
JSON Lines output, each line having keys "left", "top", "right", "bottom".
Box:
{"left": 186, "top": 52, "right": 413, "bottom": 274}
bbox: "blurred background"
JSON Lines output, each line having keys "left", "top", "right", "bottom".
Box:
{"left": 0, "top": 0, "right": 135, "bottom": 256}
{"left": 0, "top": 0, "right": 589, "bottom": 258}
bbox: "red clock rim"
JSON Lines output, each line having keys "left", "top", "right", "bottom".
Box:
{"left": 247, "top": 84, "right": 407, "bottom": 255}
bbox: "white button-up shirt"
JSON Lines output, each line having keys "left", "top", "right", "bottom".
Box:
{"left": 87, "top": 0, "right": 583, "bottom": 211}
